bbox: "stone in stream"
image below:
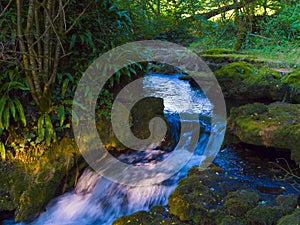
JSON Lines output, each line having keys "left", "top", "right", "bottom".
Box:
{"left": 97, "top": 97, "right": 175, "bottom": 153}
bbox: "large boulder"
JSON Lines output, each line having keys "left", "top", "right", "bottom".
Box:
{"left": 226, "top": 102, "right": 300, "bottom": 166}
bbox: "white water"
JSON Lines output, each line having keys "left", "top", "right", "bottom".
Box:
{"left": 13, "top": 74, "right": 218, "bottom": 225}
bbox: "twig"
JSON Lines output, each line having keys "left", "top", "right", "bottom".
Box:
{"left": 249, "top": 33, "right": 272, "bottom": 41}
{"left": 268, "top": 159, "right": 300, "bottom": 180}
{"left": 0, "top": 0, "right": 13, "bottom": 18}
{"left": 65, "top": 2, "right": 92, "bottom": 34}
{"left": 43, "top": 6, "right": 65, "bottom": 55}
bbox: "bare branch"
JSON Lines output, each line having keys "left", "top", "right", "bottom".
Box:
{"left": 0, "top": 0, "right": 13, "bottom": 18}
{"left": 65, "top": 2, "right": 92, "bottom": 34}
{"left": 43, "top": 4, "right": 65, "bottom": 55}
{"left": 249, "top": 33, "right": 272, "bottom": 41}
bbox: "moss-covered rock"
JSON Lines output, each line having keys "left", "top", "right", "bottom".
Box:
{"left": 277, "top": 209, "right": 300, "bottom": 225}
{"left": 97, "top": 97, "right": 174, "bottom": 152}
{"left": 275, "top": 194, "right": 298, "bottom": 209}
{"left": 168, "top": 167, "right": 220, "bottom": 224}
{"left": 203, "top": 48, "right": 237, "bottom": 55}
{"left": 223, "top": 189, "right": 260, "bottom": 217}
{"left": 281, "top": 71, "right": 300, "bottom": 103}
{"left": 214, "top": 62, "right": 257, "bottom": 99}
{"left": 227, "top": 102, "right": 300, "bottom": 166}
{"left": 214, "top": 62, "right": 286, "bottom": 102}
{"left": 245, "top": 205, "right": 292, "bottom": 225}
{"left": 217, "top": 215, "right": 247, "bottom": 225}
{"left": 113, "top": 206, "right": 186, "bottom": 225}
{"left": 148, "top": 63, "right": 180, "bottom": 74}
{"left": 0, "top": 138, "right": 86, "bottom": 221}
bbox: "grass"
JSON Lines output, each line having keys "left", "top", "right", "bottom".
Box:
{"left": 190, "top": 36, "right": 300, "bottom": 70}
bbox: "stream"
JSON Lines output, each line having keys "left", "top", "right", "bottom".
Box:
{"left": 3, "top": 74, "right": 299, "bottom": 225}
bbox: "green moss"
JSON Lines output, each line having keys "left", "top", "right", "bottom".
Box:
{"left": 168, "top": 169, "right": 219, "bottom": 224}
{"left": 245, "top": 206, "right": 292, "bottom": 225}
{"left": 178, "top": 75, "right": 191, "bottom": 81}
{"left": 112, "top": 206, "right": 185, "bottom": 225}
{"left": 282, "top": 71, "right": 300, "bottom": 84}
{"left": 204, "top": 48, "right": 237, "bottom": 55}
{"left": 223, "top": 190, "right": 260, "bottom": 217}
{"left": 0, "top": 161, "right": 29, "bottom": 212}
{"left": 275, "top": 194, "right": 298, "bottom": 209}
{"left": 218, "top": 215, "right": 247, "bottom": 225}
{"left": 214, "top": 62, "right": 257, "bottom": 98}
{"left": 227, "top": 102, "right": 300, "bottom": 165}
{"left": 277, "top": 210, "right": 300, "bottom": 225}
{"left": 0, "top": 138, "right": 85, "bottom": 221}
{"left": 281, "top": 71, "right": 300, "bottom": 103}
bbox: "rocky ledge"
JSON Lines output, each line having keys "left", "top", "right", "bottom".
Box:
{"left": 226, "top": 102, "right": 300, "bottom": 166}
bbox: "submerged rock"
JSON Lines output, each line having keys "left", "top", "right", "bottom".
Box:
{"left": 227, "top": 102, "right": 300, "bottom": 166}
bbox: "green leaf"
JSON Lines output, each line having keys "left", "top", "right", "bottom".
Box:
{"left": 38, "top": 114, "right": 45, "bottom": 141}
{"left": 129, "top": 67, "right": 137, "bottom": 75}
{"left": 70, "top": 34, "right": 77, "bottom": 48}
{"left": 0, "top": 142, "right": 5, "bottom": 161}
{"left": 13, "top": 98, "right": 26, "bottom": 127}
{"left": 8, "top": 100, "right": 16, "bottom": 121}
{"left": 62, "top": 78, "right": 70, "bottom": 98}
{"left": 58, "top": 105, "right": 65, "bottom": 127}
{"left": 45, "top": 114, "right": 55, "bottom": 145}
{"left": 67, "top": 108, "right": 78, "bottom": 126}
{"left": 0, "top": 96, "right": 8, "bottom": 129}
{"left": 3, "top": 106, "right": 10, "bottom": 130}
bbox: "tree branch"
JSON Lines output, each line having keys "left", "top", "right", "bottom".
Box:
{"left": 65, "top": 2, "right": 92, "bottom": 34}
{"left": 0, "top": 0, "right": 13, "bottom": 18}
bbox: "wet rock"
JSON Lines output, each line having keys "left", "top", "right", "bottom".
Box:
{"left": 113, "top": 206, "right": 185, "bottom": 225}
{"left": 277, "top": 209, "right": 300, "bottom": 225}
{"left": 245, "top": 205, "right": 292, "bottom": 225}
{"left": 227, "top": 102, "right": 300, "bottom": 166}
{"left": 168, "top": 167, "right": 220, "bottom": 224}
{"left": 97, "top": 97, "right": 174, "bottom": 152}
{"left": 217, "top": 215, "right": 247, "bottom": 225}
{"left": 223, "top": 189, "right": 260, "bottom": 217}
{"left": 275, "top": 194, "right": 298, "bottom": 209}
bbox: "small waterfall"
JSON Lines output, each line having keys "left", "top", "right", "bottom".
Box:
{"left": 11, "top": 74, "right": 217, "bottom": 225}
{"left": 29, "top": 168, "right": 178, "bottom": 225}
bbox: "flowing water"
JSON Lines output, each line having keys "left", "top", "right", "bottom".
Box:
{"left": 7, "top": 74, "right": 216, "bottom": 225}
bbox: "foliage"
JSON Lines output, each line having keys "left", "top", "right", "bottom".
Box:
{"left": 0, "top": 66, "right": 29, "bottom": 160}
{"left": 0, "top": 0, "right": 137, "bottom": 149}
